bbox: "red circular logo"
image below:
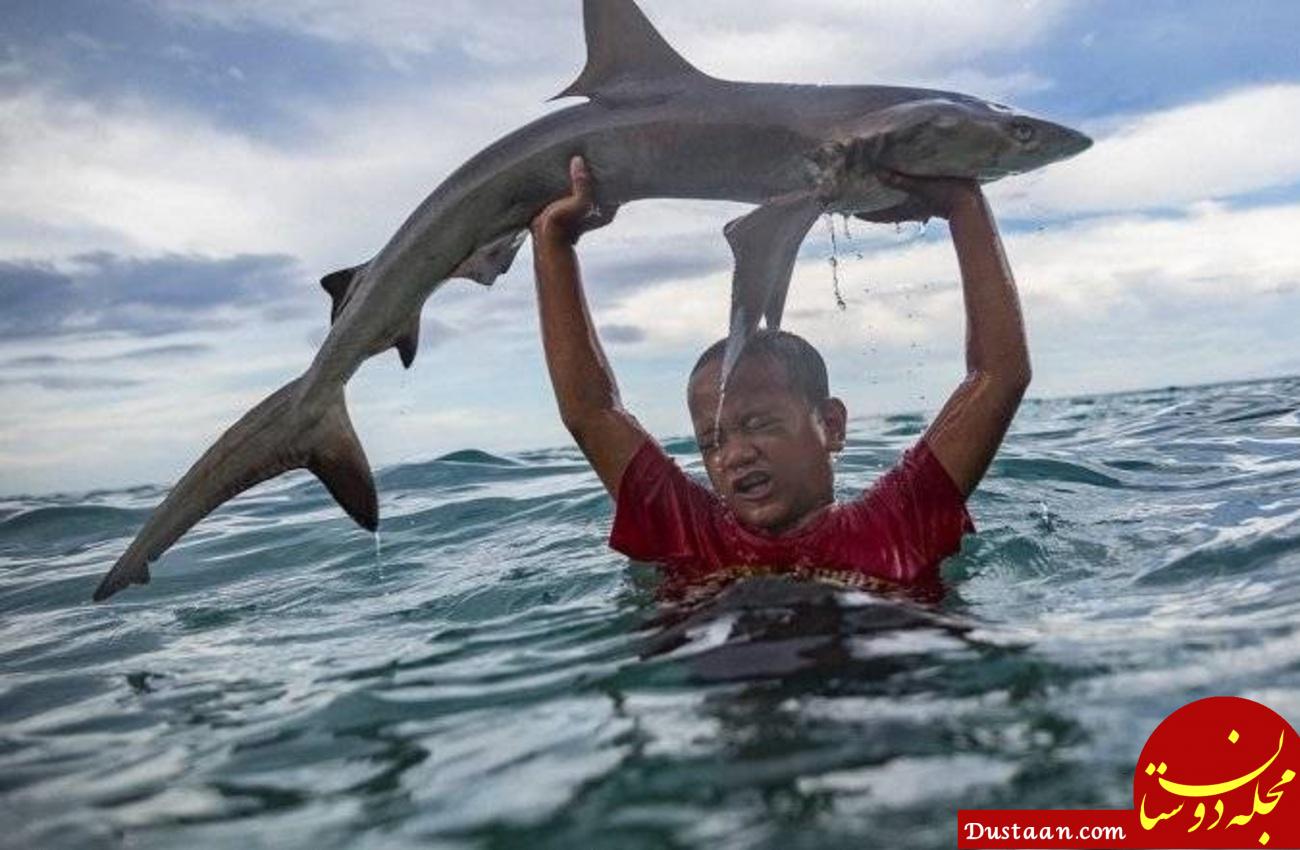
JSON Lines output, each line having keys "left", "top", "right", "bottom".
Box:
{"left": 1135, "top": 697, "right": 1300, "bottom": 848}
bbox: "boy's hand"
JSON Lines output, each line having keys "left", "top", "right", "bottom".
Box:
{"left": 865, "top": 170, "right": 984, "bottom": 223}
{"left": 531, "top": 156, "right": 616, "bottom": 246}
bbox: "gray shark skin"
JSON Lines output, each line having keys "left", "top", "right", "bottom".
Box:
{"left": 93, "top": 0, "right": 1091, "bottom": 601}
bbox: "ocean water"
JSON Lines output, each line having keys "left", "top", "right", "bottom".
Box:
{"left": 2, "top": 375, "right": 1299, "bottom": 849}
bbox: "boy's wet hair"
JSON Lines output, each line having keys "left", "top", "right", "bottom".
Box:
{"left": 690, "top": 330, "right": 829, "bottom": 406}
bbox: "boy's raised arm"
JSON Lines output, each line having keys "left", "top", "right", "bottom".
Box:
{"left": 880, "top": 171, "right": 1032, "bottom": 498}
{"left": 532, "top": 156, "right": 650, "bottom": 498}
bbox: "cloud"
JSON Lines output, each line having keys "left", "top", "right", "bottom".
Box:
{"left": 992, "top": 84, "right": 1300, "bottom": 217}
{"left": 657, "top": 0, "right": 1071, "bottom": 88}
{"left": 0, "top": 263, "right": 73, "bottom": 337}
{"left": 384, "top": 183, "right": 1300, "bottom": 378}
{"left": 0, "top": 316, "right": 331, "bottom": 495}
{"left": 0, "top": 252, "right": 300, "bottom": 339}
{"left": 6, "top": 0, "right": 1300, "bottom": 497}
{"left": 0, "top": 75, "right": 563, "bottom": 273}
{"left": 597, "top": 199, "right": 1300, "bottom": 356}
{"left": 0, "top": 374, "right": 142, "bottom": 391}
{"left": 600, "top": 323, "right": 647, "bottom": 344}
{"left": 0, "top": 0, "right": 1075, "bottom": 294}
{"left": 586, "top": 248, "right": 727, "bottom": 295}
{"left": 115, "top": 342, "right": 212, "bottom": 360}
{"left": 0, "top": 343, "right": 210, "bottom": 369}
{"left": 151, "top": 0, "right": 1072, "bottom": 86}
{"left": 151, "top": 0, "right": 570, "bottom": 66}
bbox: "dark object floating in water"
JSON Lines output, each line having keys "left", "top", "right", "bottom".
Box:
{"left": 639, "top": 577, "right": 974, "bottom": 682}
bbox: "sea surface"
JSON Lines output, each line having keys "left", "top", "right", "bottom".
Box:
{"left": 2, "top": 376, "right": 1299, "bottom": 849}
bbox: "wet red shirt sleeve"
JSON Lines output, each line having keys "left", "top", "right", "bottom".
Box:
{"left": 839, "top": 439, "right": 976, "bottom": 584}
{"left": 609, "top": 438, "right": 719, "bottom": 567}
{"left": 609, "top": 437, "right": 974, "bottom": 588}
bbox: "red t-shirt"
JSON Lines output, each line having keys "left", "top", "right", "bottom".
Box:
{"left": 610, "top": 437, "right": 974, "bottom": 597}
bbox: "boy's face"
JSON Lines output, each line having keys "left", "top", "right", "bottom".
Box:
{"left": 687, "top": 353, "right": 846, "bottom": 535}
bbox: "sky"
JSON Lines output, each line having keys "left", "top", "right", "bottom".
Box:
{"left": 1, "top": 0, "right": 1299, "bottom": 496}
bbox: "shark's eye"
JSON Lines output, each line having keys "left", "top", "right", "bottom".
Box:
{"left": 1010, "top": 121, "right": 1036, "bottom": 143}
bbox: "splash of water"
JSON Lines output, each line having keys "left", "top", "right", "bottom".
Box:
{"left": 1038, "top": 501, "right": 1055, "bottom": 533}
{"left": 373, "top": 531, "right": 385, "bottom": 588}
{"left": 842, "top": 214, "right": 865, "bottom": 260}
{"left": 712, "top": 385, "right": 727, "bottom": 457}
{"left": 824, "top": 215, "right": 847, "bottom": 311}
{"left": 893, "top": 220, "right": 928, "bottom": 241}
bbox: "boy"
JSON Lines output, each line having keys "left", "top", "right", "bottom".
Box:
{"left": 531, "top": 157, "right": 1030, "bottom": 597}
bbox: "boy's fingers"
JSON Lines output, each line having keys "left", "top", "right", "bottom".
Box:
{"left": 569, "top": 156, "right": 592, "bottom": 198}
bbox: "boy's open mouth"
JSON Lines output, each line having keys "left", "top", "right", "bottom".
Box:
{"left": 732, "top": 471, "right": 773, "bottom": 500}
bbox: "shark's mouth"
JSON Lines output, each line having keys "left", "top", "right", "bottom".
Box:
{"left": 811, "top": 152, "right": 907, "bottom": 216}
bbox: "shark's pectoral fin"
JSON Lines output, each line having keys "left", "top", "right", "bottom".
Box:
{"left": 721, "top": 194, "right": 823, "bottom": 383}
{"left": 554, "top": 0, "right": 714, "bottom": 103}
{"left": 854, "top": 197, "right": 933, "bottom": 225}
{"left": 321, "top": 264, "right": 366, "bottom": 324}
{"left": 452, "top": 230, "right": 527, "bottom": 287}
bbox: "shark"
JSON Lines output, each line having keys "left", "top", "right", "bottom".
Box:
{"left": 92, "top": 0, "right": 1091, "bottom": 601}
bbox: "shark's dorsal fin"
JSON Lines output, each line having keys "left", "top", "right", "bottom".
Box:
{"left": 554, "top": 0, "right": 711, "bottom": 103}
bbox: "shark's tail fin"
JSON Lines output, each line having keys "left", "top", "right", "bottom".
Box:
{"left": 92, "top": 377, "right": 377, "bottom": 602}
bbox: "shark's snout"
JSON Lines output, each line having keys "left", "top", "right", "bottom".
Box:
{"left": 1016, "top": 115, "right": 1093, "bottom": 167}
{"left": 1062, "top": 126, "right": 1094, "bottom": 159}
